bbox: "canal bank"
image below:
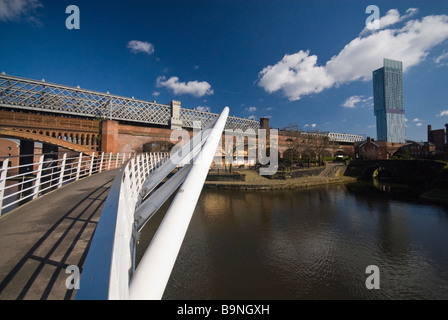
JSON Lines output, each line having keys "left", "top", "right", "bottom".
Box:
{"left": 204, "top": 170, "right": 357, "bottom": 190}
{"left": 204, "top": 163, "right": 357, "bottom": 190}
{"left": 204, "top": 160, "right": 448, "bottom": 205}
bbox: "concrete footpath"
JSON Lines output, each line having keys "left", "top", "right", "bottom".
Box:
{"left": 0, "top": 169, "right": 118, "bottom": 300}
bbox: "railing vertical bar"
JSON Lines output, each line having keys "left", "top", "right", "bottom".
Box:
{"left": 108, "top": 152, "right": 112, "bottom": 171}
{"left": 76, "top": 153, "right": 83, "bottom": 181}
{"left": 58, "top": 153, "right": 67, "bottom": 189}
{"left": 0, "top": 159, "right": 10, "bottom": 216}
{"left": 32, "top": 155, "right": 44, "bottom": 199}
{"left": 89, "top": 152, "right": 95, "bottom": 176}
{"left": 99, "top": 152, "right": 104, "bottom": 173}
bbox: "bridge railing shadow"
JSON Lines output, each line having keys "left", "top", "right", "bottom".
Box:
{"left": 0, "top": 176, "right": 114, "bottom": 300}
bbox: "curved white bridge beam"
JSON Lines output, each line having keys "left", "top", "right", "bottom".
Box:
{"left": 76, "top": 107, "right": 229, "bottom": 300}
{"left": 129, "top": 106, "right": 229, "bottom": 300}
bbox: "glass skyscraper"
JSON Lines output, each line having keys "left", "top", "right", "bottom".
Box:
{"left": 373, "top": 58, "right": 406, "bottom": 143}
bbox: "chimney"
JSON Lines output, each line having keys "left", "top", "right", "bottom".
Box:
{"left": 445, "top": 124, "right": 448, "bottom": 146}
{"left": 260, "top": 117, "right": 270, "bottom": 130}
{"left": 428, "top": 125, "right": 433, "bottom": 143}
{"left": 367, "top": 137, "right": 371, "bottom": 142}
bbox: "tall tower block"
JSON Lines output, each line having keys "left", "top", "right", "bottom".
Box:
{"left": 373, "top": 58, "right": 406, "bottom": 143}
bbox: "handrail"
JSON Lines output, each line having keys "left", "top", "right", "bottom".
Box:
{"left": 76, "top": 107, "right": 229, "bottom": 300}
{"left": 0, "top": 151, "right": 135, "bottom": 216}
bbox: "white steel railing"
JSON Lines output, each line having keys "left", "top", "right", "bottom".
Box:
{"left": 76, "top": 107, "right": 229, "bottom": 300}
{"left": 0, "top": 151, "right": 154, "bottom": 216}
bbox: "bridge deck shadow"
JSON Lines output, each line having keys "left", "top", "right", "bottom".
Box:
{"left": 0, "top": 170, "right": 117, "bottom": 300}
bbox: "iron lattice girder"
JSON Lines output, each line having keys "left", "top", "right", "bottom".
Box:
{"left": 0, "top": 74, "right": 260, "bottom": 131}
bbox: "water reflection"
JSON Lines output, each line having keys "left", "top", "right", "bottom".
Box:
{"left": 137, "top": 182, "right": 448, "bottom": 299}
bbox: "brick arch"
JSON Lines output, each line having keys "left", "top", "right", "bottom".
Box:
{"left": 0, "top": 127, "right": 94, "bottom": 154}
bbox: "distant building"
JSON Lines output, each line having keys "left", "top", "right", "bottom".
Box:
{"left": 373, "top": 58, "right": 406, "bottom": 143}
{"left": 427, "top": 124, "right": 448, "bottom": 159}
{"left": 0, "top": 138, "right": 20, "bottom": 168}
{"left": 394, "top": 141, "right": 435, "bottom": 159}
{"left": 355, "top": 137, "right": 388, "bottom": 160}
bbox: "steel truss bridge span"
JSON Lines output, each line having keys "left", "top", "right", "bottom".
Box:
{"left": 0, "top": 74, "right": 258, "bottom": 132}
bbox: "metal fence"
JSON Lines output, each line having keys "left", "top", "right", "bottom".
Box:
{"left": 0, "top": 152, "right": 168, "bottom": 216}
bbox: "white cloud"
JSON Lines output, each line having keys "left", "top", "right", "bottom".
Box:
{"left": 248, "top": 115, "right": 256, "bottom": 120}
{"left": 152, "top": 91, "right": 160, "bottom": 96}
{"left": 0, "top": 0, "right": 43, "bottom": 24}
{"left": 258, "top": 10, "right": 448, "bottom": 101}
{"left": 246, "top": 106, "right": 257, "bottom": 112}
{"left": 127, "top": 40, "right": 155, "bottom": 55}
{"left": 258, "top": 50, "right": 334, "bottom": 101}
{"left": 434, "top": 52, "right": 448, "bottom": 66}
{"left": 196, "top": 106, "right": 211, "bottom": 112}
{"left": 437, "top": 110, "right": 448, "bottom": 117}
{"left": 311, "top": 123, "right": 317, "bottom": 128}
{"left": 411, "top": 118, "right": 424, "bottom": 126}
{"left": 156, "top": 76, "right": 213, "bottom": 97}
{"left": 342, "top": 95, "right": 373, "bottom": 108}
{"left": 342, "top": 95, "right": 362, "bottom": 108}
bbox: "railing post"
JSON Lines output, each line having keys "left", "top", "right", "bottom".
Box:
{"left": 136, "top": 155, "right": 144, "bottom": 190}
{"left": 149, "top": 153, "right": 153, "bottom": 172}
{"left": 58, "top": 153, "right": 67, "bottom": 189}
{"left": 33, "top": 155, "right": 44, "bottom": 199}
{"left": 145, "top": 153, "right": 150, "bottom": 177}
{"left": 99, "top": 152, "right": 104, "bottom": 173}
{"left": 0, "top": 159, "right": 9, "bottom": 215}
{"left": 129, "top": 157, "right": 138, "bottom": 203}
{"left": 89, "top": 152, "right": 95, "bottom": 176}
{"left": 114, "top": 153, "right": 118, "bottom": 169}
{"left": 108, "top": 152, "right": 112, "bottom": 171}
{"left": 76, "top": 153, "right": 83, "bottom": 181}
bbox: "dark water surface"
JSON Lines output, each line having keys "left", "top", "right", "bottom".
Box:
{"left": 137, "top": 181, "right": 448, "bottom": 300}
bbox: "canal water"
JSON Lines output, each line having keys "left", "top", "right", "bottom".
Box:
{"left": 136, "top": 181, "right": 448, "bottom": 300}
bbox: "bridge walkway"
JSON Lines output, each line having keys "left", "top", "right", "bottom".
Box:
{"left": 0, "top": 169, "right": 117, "bottom": 300}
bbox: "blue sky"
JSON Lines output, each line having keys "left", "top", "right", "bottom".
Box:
{"left": 1, "top": 0, "right": 447, "bottom": 141}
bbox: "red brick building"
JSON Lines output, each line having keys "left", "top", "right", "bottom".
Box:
{"left": 394, "top": 141, "right": 436, "bottom": 159}
{"left": 355, "top": 137, "right": 388, "bottom": 160}
{"left": 0, "top": 138, "right": 20, "bottom": 168}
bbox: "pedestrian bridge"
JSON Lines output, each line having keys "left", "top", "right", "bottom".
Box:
{"left": 0, "top": 107, "right": 229, "bottom": 300}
